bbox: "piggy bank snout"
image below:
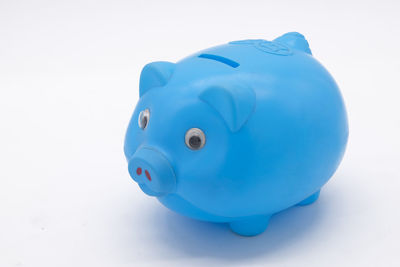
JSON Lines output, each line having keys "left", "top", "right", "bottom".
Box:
{"left": 128, "top": 147, "right": 176, "bottom": 197}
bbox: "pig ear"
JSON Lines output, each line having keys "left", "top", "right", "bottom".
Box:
{"left": 274, "top": 32, "right": 312, "bottom": 55}
{"left": 199, "top": 84, "right": 256, "bottom": 132}
{"left": 139, "top": 61, "right": 175, "bottom": 97}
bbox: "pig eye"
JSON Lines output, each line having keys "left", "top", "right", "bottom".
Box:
{"left": 138, "top": 109, "right": 150, "bottom": 129}
{"left": 185, "top": 128, "right": 206, "bottom": 150}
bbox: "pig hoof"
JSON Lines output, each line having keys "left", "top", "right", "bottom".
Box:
{"left": 297, "top": 190, "right": 321, "bottom": 206}
{"left": 229, "top": 215, "right": 271, "bottom": 236}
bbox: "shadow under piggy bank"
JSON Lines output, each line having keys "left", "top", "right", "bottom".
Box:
{"left": 150, "top": 197, "right": 328, "bottom": 261}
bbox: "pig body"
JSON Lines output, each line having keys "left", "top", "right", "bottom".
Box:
{"left": 124, "top": 32, "right": 348, "bottom": 236}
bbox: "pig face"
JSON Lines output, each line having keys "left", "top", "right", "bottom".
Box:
{"left": 124, "top": 61, "right": 256, "bottom": 216}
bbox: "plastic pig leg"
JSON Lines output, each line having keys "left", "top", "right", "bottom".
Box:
{"left": 229, "top": 215, "right": 271, "bottom": 236}
{"left": 297, "top": 190, "right": 321, "bottom": 206}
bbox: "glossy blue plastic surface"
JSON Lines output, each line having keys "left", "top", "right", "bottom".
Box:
{"left": 124, "top": 32, "right": 348, "bottom": 236}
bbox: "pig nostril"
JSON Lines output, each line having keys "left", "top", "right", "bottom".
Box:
{"left": 136, "top": 167, "right": 142, "bottom": 176}
{"left": 145, "top": 170, "right": 152, "bottom": 181}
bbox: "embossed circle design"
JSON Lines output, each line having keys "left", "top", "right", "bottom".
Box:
{"left": 230, "top": 39, "right": 292, "bottom": 56}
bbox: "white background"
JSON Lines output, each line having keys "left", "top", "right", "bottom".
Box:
{"left": 1, "top": 0, "right": 399, "bottom": 266}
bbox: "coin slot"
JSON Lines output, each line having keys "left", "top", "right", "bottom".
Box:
{"left": 198, "top": 54, "right": 239, "bottom": 68}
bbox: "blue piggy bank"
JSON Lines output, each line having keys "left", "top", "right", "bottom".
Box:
{"left": 124, "top": 32, "right": 348, "bottom": 236}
